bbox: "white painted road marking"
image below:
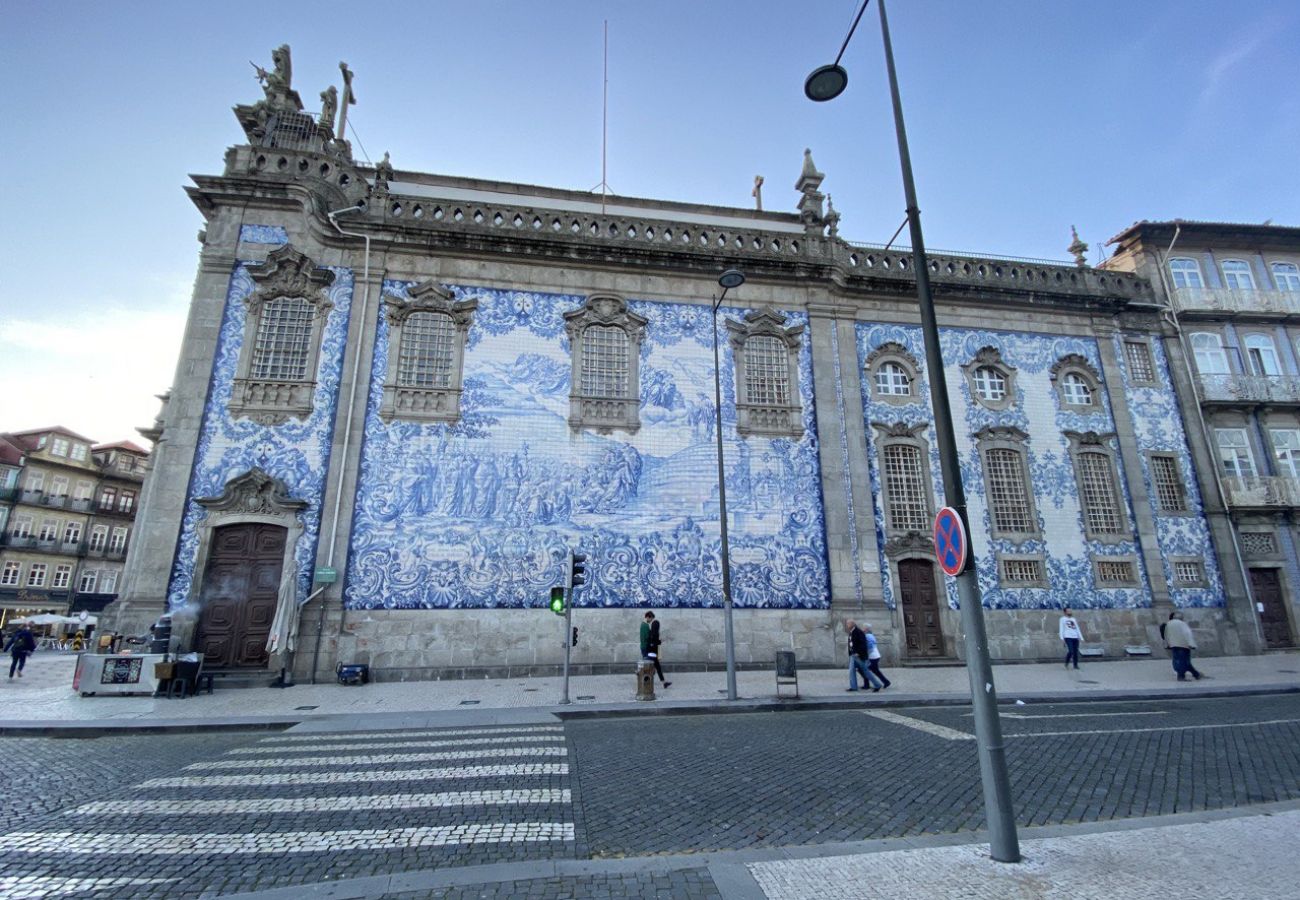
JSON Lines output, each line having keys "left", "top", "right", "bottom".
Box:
{"left": 968, "top": 711, "right": 1168, "bottom": 719}
{"left": 187, "top": 746, "right": 567, "bottom": 771}
{"left": 0, "top": 823, "right": 575, "bottom": 855}
{"left": 865, "top": 710, "right": 974, "bottom": 741}
{"left": 258, "top": 726, "right": 564, "bottom": 744}
{"left": 227, "top": 735, "right": 566, "bottom": 755}
{"left": 1006, "top": 717, "right": 1300, "bottom": 738}
{"left": 0, "top": 876, "right": 179, "bottom": 899}
{"left": 69, "top": 789, "right": 572, "bottom": 817}
{"left": 143, "top": 763, "right": 570, "bottom": 788}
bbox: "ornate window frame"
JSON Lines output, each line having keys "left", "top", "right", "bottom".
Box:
{"left": 996, "top": 553, "right": 1049, "bottom": 589}
{"left": 229, "top": 245, "right": 336, "bottom": 425}
{"left": 871, "top": 421, "right": 934, "bottom": 534}
{"left": 962, "top": 346, "right": 1017, "bottom": 411}
{"left": 1145, "top": 451, "right": 1191, "bottom": 515}
{"left": 1092, "top": 555, "right": 1140, "bottom": 588}
{"left": 865, "top": 341, "right": 919, "bottom": 406}
{"left": 1123, "top": 339, "right": 1157, "bottom": 386}
{"left": 380, "top": 282, "right": 477, "bottom": 423}
{"left": 726, "top": 307, "right": 805, "bottom": 439}
{"left": 1051, "top": 354, "right": 1103, "bottom": 412}
{"left": 564, "top": 294, "right": 646, "bottom": 434}
{"left": 1065, "top": 431, "right": 1129, "bottom": 542}
{"left": 975, "top": 426, "right": 1039, "bottom": 540}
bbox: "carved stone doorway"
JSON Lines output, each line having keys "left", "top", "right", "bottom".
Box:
{"left": 194, "top": 524, "right": 286, "bottom": 668}
{"left": 1249, "top": 567, "right": 1294, "bottom": 649}
{"left": 899, "top": 559, "right": 946, "bottom": 657}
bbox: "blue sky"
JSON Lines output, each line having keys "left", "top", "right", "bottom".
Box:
{"left": 1, "top": 1, "right": 1297, "bottom": 442}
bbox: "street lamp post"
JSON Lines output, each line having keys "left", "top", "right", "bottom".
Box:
{"left": 713, "top": 268, "right": 745, "bottom": 701}
{"left": 806, "top": 0, "right": 1020, "bottom": 863}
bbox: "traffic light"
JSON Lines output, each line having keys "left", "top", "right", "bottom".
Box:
{"left": 571, "top": 627, "right": 579, "bottom": 647}
{"left": 549, "top": 586, "right": 566, "bottom": 616}
{"left": 570, "top": 552, "right": 588, "bottom": 589}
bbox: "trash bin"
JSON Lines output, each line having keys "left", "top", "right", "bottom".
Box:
{"left": 149, "top": 615, "right": 172, "bottom": 655}
{"left": 636, "top": 659, "right": 656, "bottom": 701}
{"left": 336, "top": 663, "right": 369, "bottom": 685}
{"left": 775, "top": 650, "right": 798, "bottom": 698}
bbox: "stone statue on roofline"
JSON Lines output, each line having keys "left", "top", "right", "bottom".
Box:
{"left": 1068, "top": 225, "right": 1089, "bottom": 268}
{"left": 319, "top": 86, "right": 338, "bottom": 133}
{"left": 372, "top": 151, "right": 393, "bottom": 195}
{"left": 249, "top": 44, "right": 301, "bottom": 112}
{"left": 824, "top": 195, "right": 841, "bottom": 238}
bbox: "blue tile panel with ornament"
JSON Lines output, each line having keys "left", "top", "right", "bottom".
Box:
{"left": 343, "top": 283, "right": 830, "bottom": 611}
{"left": 856, "top": 324, "right": 1225, "bottom": 611}
{"left": 164, "top": 241, "right": 355, "bottom": 610}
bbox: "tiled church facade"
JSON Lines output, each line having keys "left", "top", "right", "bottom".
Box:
{"left": 113, "top": 48, "right": 1262, "bottom": 681}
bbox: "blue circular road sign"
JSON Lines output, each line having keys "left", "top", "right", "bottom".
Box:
{"left": 933, "top": 507, "right": 968, "bottom": 577}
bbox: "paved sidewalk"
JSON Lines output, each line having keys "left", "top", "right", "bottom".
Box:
{"left": 0, "top": 650, "right": 1295, "bottom": 729}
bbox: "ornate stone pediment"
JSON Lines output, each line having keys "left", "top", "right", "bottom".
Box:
{"left": 884, "top": 532, "right": 935, "bottom": 559}
{"left": 1063, "top": 430, "right": 1116, "bottom": 448}
{"left": 563, "top": 293, "right": 647, "bottom": 340}
{"left": 246, "top": 246, "right": 335, "bottom": 315}
{"left": 864, "top": 341, "right": 919, "bottom": 371}
{"left": 973, "top": 425, "right": 1029, "bottom": 444}
{"left": 1049, "top": 353, "right": 1100, "bottom": 383}
{"left": 383, "top": 281, "right": 477, "bottom": 326}
{"left": 196, "top": 468, "right": 306, "bottom": 518}
{"left": 725, "top": 307, "right": 804, "bottom": 352}
{"left": 871, "top": 421, "right": 929, "bottom": 440}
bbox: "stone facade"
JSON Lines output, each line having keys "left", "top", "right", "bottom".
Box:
{"left": 113, "top": 48, "right": 1247, "bottom": 680}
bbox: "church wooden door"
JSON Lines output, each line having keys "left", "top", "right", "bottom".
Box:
{"left": 900, "top": 559, "right": 947, "bottom": 657}
{"left": 194, "top": 523, "right": 286, "bottom": 668}
{"left": 1250, "top": 567, "right": 1294, "bottom": 649}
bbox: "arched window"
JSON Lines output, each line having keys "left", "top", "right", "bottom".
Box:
{"left": 875, "top": 361, "right": 911, "bottom": 396}
{"left": 1221, "top": 259, "right": 1256, "bottom": 290}
{"left": 397, "top": 311, "right": 455, "bottom": 388}
{"left": 1272, "top": 262, "right": 1300, "bottom": 292}
{"left": 1190, "top": 332, "right": 1229, "bottom": 375}
{"left": 1063, "top": 373, "right": 1093, "bottom": 406}
{"left": 1244, "top": 334, "right": 1280, "bottom": 377}
{"left": 973, "top": 366, "right": 1007, "bottom": 402}
{"left": 1168, "top": 258, "right": 1204, "bottom": 289}
{"left": 251, "top": 297, "right": 314, "bottom": 381}
{"left": 865, "top": 342, "right": 920, "bottom": 407}
{"left": 726, "top": 307, "right": 804, "bottom": 438}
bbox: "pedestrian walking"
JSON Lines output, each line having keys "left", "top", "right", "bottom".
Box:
{"left": 1163, "top": 611, "right": 1202, "bottom": 681}
{"left": 639, "top": 611, "right": 670, "bottom": 688}
{"left": 864, "top": 624, "right": 891, "bottom": 689}
{"left": 6, "top": 624, "right": 36, "bottom": 679}
{"left": 1059, "top": 607, "right": 1084, "bottom": 669}
{"left": 844, "top": 619, "right": 882, "bottom": 692}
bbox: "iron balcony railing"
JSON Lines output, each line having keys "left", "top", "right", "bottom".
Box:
{"left": 1223, "top": 475, "right": 1300, "bottom": 508}
{"left": 1173, "top": 287, "right": 1300, "bottom": 316}
{"left": 1195, "top": 373, "right": 1300, "bottom": 404}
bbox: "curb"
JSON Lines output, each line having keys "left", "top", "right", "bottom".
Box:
{"left": 0, "top": 682, "right": 1294, "bottom": 736}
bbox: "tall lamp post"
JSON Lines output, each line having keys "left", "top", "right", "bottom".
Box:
{"left": 713, "top": 268, "right": 745, "bottom": 701}
{"left": 805, "top": 0, "right": 1020, "bottom": 862}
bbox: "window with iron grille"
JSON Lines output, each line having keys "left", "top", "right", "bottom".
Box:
{"left": 1000, "top": 557, "right": 1043, "bottom": 584}
{"left": 743, "top": 335, "right": 791, "bottom": 406}
{"left": 882, "top": 443, "right": 930, "bottom": 531}
{"left": 1077, "top": 451, "right": 1123, "bottom": 534}
{"left": 251, "top": 297, "right": 314, "bottom": 381}
{"left": 581, "top": 325, "right": 630, "bottom": 398}
{"left": 1240, "top": 532, "right": 1277, "bottom": 556}
{"left": 1096, "top": 559, "right": 1135, "bottom": 585}
{"left": 1173, "top": 560, "right": 1205, "bottom": 584}
{"left": 1149, "top": 454, "right": 1187, "bottom": 512}
{"left": 973, "top": 366, "right": 1007, "bottom": 402}
{"left": 1124, "top": 341, "right": 1155, "bottom": 383}
{"left": 397, "top": 311, "right": 455, "bottom": 388}
{"left": 875, "top": 361, "right": 911, "bottom": 396}
{"left": 985, "top": 448, "right": 1033, "bottom": 533}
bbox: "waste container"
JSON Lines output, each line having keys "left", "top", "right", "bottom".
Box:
{"left": 336, "top": 663, "right": 369, "bottom": 685}
{"left": 636, "top": 659, "right": 656, "bottom": 701}
{"left": 775, "top": 650, "right": 798, "bottom": 698}
{"left": 149, "top": 615, "right": 172, "bottom": 655}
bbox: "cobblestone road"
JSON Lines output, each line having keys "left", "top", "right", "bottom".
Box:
{"left": 0, "top": 694, "right": 1294, "bottom": 897}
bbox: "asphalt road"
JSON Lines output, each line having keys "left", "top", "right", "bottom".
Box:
{"left": 0, "top": 693, "right": 1294, "bottom": 898}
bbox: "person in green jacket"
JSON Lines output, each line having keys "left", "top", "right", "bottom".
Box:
{"left": 639, "top": 611, "right": 670, "bottom": 688}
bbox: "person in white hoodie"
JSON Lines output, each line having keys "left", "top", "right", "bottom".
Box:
{"left": 1059, "top": 608, "right": 1084, "bottom": 669}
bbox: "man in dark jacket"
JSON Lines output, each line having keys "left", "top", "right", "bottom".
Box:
{"left": 639, "top": 612, "right": 670, "bottom": 688}
{"left": 844, "top": 619, "right": 882, "bottom": 692}
{"left": 6, "top": 625, "right": 37, "bottom": 678}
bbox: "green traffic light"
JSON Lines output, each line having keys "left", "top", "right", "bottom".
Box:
{"left": 549, "top": 586, "right": 566, "bottom": 615}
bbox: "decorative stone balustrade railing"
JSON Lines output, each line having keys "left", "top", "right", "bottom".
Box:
{"left": 1173, "top": 287, "right": 1300, "bottom": 316}
{"left": 1223, "top": 475, "right": 1300, "bottom": 508}
{"left": 1195, "top": 374, "right": 1300, "bottom": 404}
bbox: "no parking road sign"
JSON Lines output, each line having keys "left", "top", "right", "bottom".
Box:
{"left": 933, "top": 506, "right": 968, "bottom": 577}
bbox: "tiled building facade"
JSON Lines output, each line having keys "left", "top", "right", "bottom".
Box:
{"left": 114, "top": 48, "right": 1254, "bottom": 680}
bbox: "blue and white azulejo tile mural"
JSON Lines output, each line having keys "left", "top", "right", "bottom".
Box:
{"left": 343, "top": 284, "right": 830, "bottom": 611}
{"left": 856, "top": 323, "right": 1225, "bottom": 612}
{"left": 165, "top": 242, "right": 354, "bottom": 609}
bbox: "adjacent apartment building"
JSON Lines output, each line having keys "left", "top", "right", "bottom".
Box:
{"left": 0, "top": 427, "right": 148, "bottom": 625}
{"left": 1104, "top": 221, "right": 1300, "bottom": 650}
{"left": 111, "top": 46, "right": 1252, "bottom": 681}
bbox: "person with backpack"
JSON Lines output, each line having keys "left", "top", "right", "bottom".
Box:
{"left": 6, "top": 624, "right": 37, "bottom": 679}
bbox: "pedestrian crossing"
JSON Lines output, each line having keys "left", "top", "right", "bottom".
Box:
{"left": 0, "top": 722, "right": 575, "bottom": 897}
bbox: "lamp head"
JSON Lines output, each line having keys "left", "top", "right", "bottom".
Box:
{"left": 717, "top": 269, "right": 746, "bottom": 290}
{"left": 805, "top": 64, "right": 848, "bottom": 102}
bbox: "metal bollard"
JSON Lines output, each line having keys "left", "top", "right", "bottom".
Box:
{"left": 636, "top": 659, "right": 656, "bottom": 701}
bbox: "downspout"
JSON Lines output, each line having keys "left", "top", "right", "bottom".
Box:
{"left": 1156, "top": 226, "right": 1261, "bottom": 648}
{"left": 307, "top": 200, "right": 371, "bottom": 684}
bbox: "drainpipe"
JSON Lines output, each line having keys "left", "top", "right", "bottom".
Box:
{"left": 1156, "top": 226, "right": 1261, "bottom": 650}
{"left": 306, "top": 200, "right": 372, "bottom": 684}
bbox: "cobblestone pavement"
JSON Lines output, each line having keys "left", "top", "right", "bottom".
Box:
{"left": 378, "top": 867, "right": 721, "bottom": 899}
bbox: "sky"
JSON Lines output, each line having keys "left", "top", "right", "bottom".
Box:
{"left": 1, "top": 1, "right": 1297, "bottom": 446}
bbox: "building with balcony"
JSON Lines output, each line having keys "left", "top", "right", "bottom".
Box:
{"left": 0, "top": 427, "right": 148, "bottom": 626}
{"left": 1103, "top": 220, "right": 1300, "bottom": 650}
{"left": 113, "top": 46, "right": 1245, "bottom": 681}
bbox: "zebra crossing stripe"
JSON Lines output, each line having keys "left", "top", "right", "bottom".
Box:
{"left": 187, "top": 747, "right": 567, "bottom": 771}
{"left": 68, "top": 789, "right": 572, "bottom": 816}
{"left": 142, "top": 763, "right": 569, "bottom": 788}
{"left": 0, "top": 823, "right": 575, "bottom": 855}
{"left": 226, "top": 735, "right": 566, "bottom": 755}
{"left": 0, "top": 876, "right": 178, "bottom": 899}
{"left": 258, "top": 726, "right": 564, "bottom": 744}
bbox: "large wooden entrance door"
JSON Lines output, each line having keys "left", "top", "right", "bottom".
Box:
{"left": 194, "top": 523, "right": 286, "bottom": 668}
{"left": 1250, "top": 567, "right": 1294, "bottom": 649}
{"left": 899, "top": 559, "right": 947, "bottom": 657}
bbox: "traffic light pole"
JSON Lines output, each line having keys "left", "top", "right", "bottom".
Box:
{"left": 560, "top": 591, "right": 573, "bottom": 705}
